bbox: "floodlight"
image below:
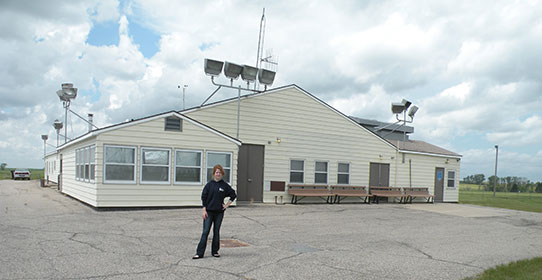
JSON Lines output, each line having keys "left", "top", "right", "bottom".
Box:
{"left": 408, "top": 105, "right": 418, "bottom": 118}
{"left": 258, "top": 68, "right": 276, "bottom": 86}
{"left": 223, "top": 62, "right": 243, "bottom": 80}
{"left": 401, "top": 99, "right": 412, "bottom": 110}
{"left": 204, "top": 59, "right": 224, "bottom": 77}
{"left": 53, "top": 119, "right": 63, "bottom": 130}
{"left": 56, "top": 83, "right": 77, "bottom": 101}
{"left": 41, "top": 135, "right": 48, "bottom": 141}
{"left": 241, "top": 65, "right": 258, "bottom": 81}
{"left": 391, "top": 102, "right": 405, "bottom": 114}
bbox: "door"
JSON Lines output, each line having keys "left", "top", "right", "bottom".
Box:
{"left": 434, "top": 167, "right": 444, "bottom": 202}
{"left": 237, "top": 144, "right": 264, "bottom": 202}
{"left": 369, "top": 163, "right": 390, "bottom": 187}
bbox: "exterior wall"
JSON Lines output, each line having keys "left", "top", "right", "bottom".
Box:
{"left": 44, "top": 152, "right": 60, "bottom": 183}
{"left": 92, "top": 116, "right": 239, "bottom": 207}
{"left": 394, "top": 152, "right": 460, "bottom": 202}
{"left": 60, "top": 137, "right": 99, "bottom": 206}
{"left": 186, "top": 87, "right": 399, "bottom": 203}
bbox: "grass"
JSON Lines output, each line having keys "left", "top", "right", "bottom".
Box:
{"left": 464, "top": 257, "right": 542, "bottom": 280}
{"left": 459, "top": 184, "right": 542, "bottom": 213}
{"left": 0, "top": 168, "right": 44, "bottom": 180}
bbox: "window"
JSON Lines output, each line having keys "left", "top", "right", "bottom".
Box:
{"left": 104, "top": 145, "right": 136, "bottom": 183}
{"left": 165, "top": 116, "right": 182, "bottom": 131}
{"left": 290, "top": 160, "right": 304, "bottom": 183}
{"left": 447, "top": 170, "right": 456, "bottom": 188}
{"left": 337, "top": 163, "right": 350, "bottom": 184}
{"left": 315, "top": 161, "right": 328, "bottom": 184}
{"left": 75, "top": 145, "right": 95, "bottom": 182}
{"left": 141, "top": 147, "right": 170, "bottom": 183}
{"left": 206, "top": 152, "right": 232, "bottom": 183}
{"left": 175, "top": 150, "right": 202, "bottom": 184}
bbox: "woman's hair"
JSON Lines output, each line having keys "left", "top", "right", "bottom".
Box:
{"left": 212, "top": 164, "right": 225, "bottom": 177}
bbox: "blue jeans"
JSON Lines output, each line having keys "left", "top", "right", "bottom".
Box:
{"left": 196, "top": 211, "right": 224, "bottom": 257}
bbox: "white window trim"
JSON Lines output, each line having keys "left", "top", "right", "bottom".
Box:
{"left": 174, "top": 149, "right": 203, "bottom": 185}
{"left": 75, "top": 145, "right": 95, "bottom": 183}
{"left": 206, "top": 151, "right": 233, "bottom": 183}
{"left": 337, "top": 162, "right": 351, "bottom": 185}
{"left": 89, "top": 146, "right": 95, "bottom": 183}
{"left": 140, "top": 147, "right": 171, "bottom": 185}
{"left": 315, "top": 160, "right": 329, "bottom": 184}
{"left": 447, "top": 170, "right": 456, "bottom": 188}
{"left": 289, "top": 159, "right": 305, "bottom": 184}
{"left": 103, "top": 145, "right": 137, "bottom": 184}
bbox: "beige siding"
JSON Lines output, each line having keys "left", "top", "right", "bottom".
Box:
{"left": 44, "top": 153, "right": 60, "bottom": 183}
{"left": 186, "top": 87, "right": 400, "bottom": 203}
{"left": 394, "top": 152, "right": 460, "bottom": 202}
{"left": 60, "top": 137, "right": 99, "bottom": 206}
{"left": 93, "top": 116, "right": 238, "bottom": 207}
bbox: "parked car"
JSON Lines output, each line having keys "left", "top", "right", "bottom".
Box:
{"left": 13, "top": 169, "right": 31, "bottom": 180}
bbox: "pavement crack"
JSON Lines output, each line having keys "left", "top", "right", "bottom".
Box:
{"left": 398, "top": 241, "right": 483, "bottom": 269}
{"left": 69, "top": 233, "right": 106, "bottom": 253}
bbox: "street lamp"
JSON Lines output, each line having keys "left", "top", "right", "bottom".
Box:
{"left": 56, "top": 83, "right": 77, "bottom": 143}
{"left": 493, "top": 145, "right": 499, "bottom": 197}
{"left": 53, "top": 119, "right": 63, "bottom": 147}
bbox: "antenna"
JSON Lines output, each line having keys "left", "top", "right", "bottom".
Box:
{"left": 255, "top": 8, "right": 266, "bottom": 90}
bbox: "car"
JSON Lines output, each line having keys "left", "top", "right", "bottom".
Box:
{"left": 13, "top": 169, "right": 31, "bottom": 180}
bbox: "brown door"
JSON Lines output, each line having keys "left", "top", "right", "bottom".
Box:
{"left": 434, "top": 167, "right": 444, "bottom": 202}
{"left": 369, "top": 162, "right": 390, "bottom": 187}
{"left": 237, "top": 144, "right": 264, "bottom": 202}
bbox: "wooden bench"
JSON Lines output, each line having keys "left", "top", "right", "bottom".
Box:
{"left": 404, "top": 187, "right": 434, "bottom": 203}
{"left": 288, "top": 184, "right": 333, "bottom": 204}
{"left": 330, "top": 185, "right": 372, "bottom": 204}
{"left": 369, "top": 186, "right": 407, "bottom": 204}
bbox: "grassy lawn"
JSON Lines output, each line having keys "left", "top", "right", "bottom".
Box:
{"left": 0, "top": 168, "right": 44, "bottom": 180}
{"left": 459, "top": 184, "right": 542, "bottom": 213}
{"left": 465, "top": 257, "right": 542, "bottom": 280}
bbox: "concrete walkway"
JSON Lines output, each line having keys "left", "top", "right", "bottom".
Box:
{"left": 1, "top": 180, "right": 542, "bottom": 280}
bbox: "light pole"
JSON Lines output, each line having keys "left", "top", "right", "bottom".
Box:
{"left": 56, "top": 83, "right": 77, "bottom": 143}
{"left": 53, "top": 120, "right": 63, "bottom": 147}
{"left": 178, "top": 85, "right": 188, "bottom": 110}
{"left": 493, "top": 145, "right": 499, "bottom": 197}
{"left": 41, "top": 135, "right": 48, "bottom": 160}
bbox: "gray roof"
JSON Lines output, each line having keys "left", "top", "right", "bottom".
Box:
{"left": 388, "top": 139, "right": 461, "bottom": 157}
{"left": 349, "top": 116, "right": 413, "bottom": 133}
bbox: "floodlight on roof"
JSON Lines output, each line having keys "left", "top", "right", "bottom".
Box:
{"left": 223, "top": 61, "right": 243, "bottom": 80}
{"left": 401, "top": 99, "right": 412, "bottom": 110}
{"left": 41, "top": 134, "right": 48, "bottom": 141}
{"left": 391, "top": 102, "right": 405, "bottom": 114}
{"left": 258, "top": 68, "right": 276, "bottom": 86}
{"left": 241, "top": 65, "right": 258, "bottom": 82}
{"left": 56, "top": 83, "right": 77, "bottom": 101}
{"left": 53, "top": 119, "right": 63, "bottom": 130}
{"left": 204, "top": 59, "right": 224, "bottom": 77}
{"left": 408, "top": 105, "right": 419, "bottom": 118}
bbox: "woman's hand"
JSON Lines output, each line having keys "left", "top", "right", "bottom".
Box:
{"left": 222, "top": 201, "right": 232, "bottom": 210}
{"left": 202, "top": 208, "right": 208, "bottom": 220}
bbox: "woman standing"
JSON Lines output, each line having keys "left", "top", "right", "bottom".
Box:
{"left": 193, "top": 164, "right": 237, "bottom": 259}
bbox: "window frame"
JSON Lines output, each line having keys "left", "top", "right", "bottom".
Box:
{"left": 75, "top": 145, "right": 95, "bottom": 183}
{"left": 314, "top": 160, "right": 329, "bottom": 184}
{"left": 337, "top": 162, "right": 350, "bottom": 185}
{"left": 289, "top": 159, "right": 305, "bottom": 184}
{"left": 103, "top": 145, "right": 137, "bottom": 184}
{"left": 140, "top": 147, "right": 171, "bottom": 185}
{"left": 447, "top": 170, "right": 456, "bottom": 188}
{"left": 174, "top": 149, "right": 203, "bottom": 185}
{"left": 206, "top": 151, "right": 233, "bottom": 183}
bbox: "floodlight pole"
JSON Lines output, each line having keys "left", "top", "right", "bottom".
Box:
{"left": 63, "top": 101, "right": 70, "bottom": 143}
{"left": 493, "top": 145, "right": 499, "bottom": 197}
{"left": 237, "top": 86, "right": 241, "bottom": 139}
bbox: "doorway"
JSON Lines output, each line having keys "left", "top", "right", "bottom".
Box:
{"left": 237, "top": 144, "right": 264, "bottom": 202}
{"left": 369, "top": 162, "right": 390, "bottom": 187}
{"left": 434, "top": 167, "right": 444, "bottom": 202}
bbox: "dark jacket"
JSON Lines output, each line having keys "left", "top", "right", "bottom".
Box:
{"left": 201, "top": 179, "right": 237, "bottom": 212}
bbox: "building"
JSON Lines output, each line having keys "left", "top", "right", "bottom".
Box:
{"left": 51, "top": 84, "right": 461, "bottom": 207}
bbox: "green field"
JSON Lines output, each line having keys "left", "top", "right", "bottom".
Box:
{"left": 0, "top": 168, "right": 44, "bottom": 180}
{"left": 459, "top": 183, "right": 542, "bottom": 213}
{"left": 465, "top": 257, "right": 542, "bottom": 280}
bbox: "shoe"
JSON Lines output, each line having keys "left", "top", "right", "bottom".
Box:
{"left": 192, "top": 255, "right": 201, "bottom": 259}
{"left": 212, "top": 253, "right": 220, "bottom": 258}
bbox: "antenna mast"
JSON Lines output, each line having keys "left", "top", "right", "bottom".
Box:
{"left": 255, "top": 8, "right": 266, "bottom": 90}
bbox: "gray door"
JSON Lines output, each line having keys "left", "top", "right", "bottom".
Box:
{"left": 434, "top": 167, "right": 444, "bottom": 202}
{"left": 237, "top": 144, "right": 264, "bottom": 202}
{"left": 369, "top": 163, "right": 390, "bottom": 187}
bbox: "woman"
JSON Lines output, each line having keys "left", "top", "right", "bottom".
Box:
{"left": 193, "top": 164, "right": 237, "bottom": 259}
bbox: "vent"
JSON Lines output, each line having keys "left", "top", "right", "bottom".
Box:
{"left": 165, "top": 117, "right": 182, "bottom": 131}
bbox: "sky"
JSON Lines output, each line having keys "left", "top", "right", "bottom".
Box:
{"left": 1, "top": 0, "right": 541, "bottom": 182}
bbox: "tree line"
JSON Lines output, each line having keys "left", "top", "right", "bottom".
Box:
{"left": 462, "top": 174, "right": 542, "bottom": 193}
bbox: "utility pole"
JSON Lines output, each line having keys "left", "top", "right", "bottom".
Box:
{"left": 493, "top": 145, "right": 498, "bottom": 197}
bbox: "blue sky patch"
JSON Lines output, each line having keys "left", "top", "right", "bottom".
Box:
{"left": 127, "top": 19, "right": 160, "bottom": 58}
{"left": 87, "top": 21, "right": 119, "bottom": 46}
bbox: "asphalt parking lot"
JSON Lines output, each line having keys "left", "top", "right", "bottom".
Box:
{"left": 1, "top": 180, "right": 542, "bottom": 280}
